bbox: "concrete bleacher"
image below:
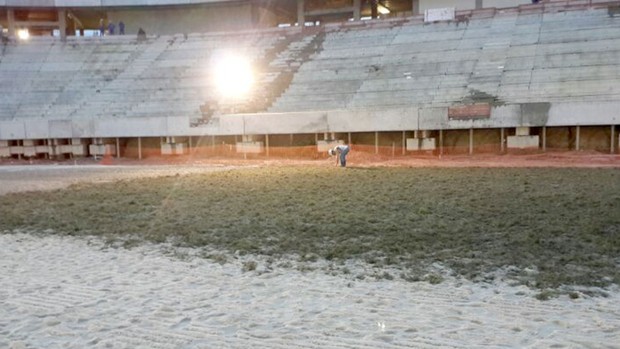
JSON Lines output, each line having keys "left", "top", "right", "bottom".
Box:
{"left": 267, "top": 24, "right": 400, "bottom": 112}
{"left": 0, "top": 30, "right": 288, "bottom": 123}
{"left": 0, "top": 0, "right": 619, "bottom": 130}
{"left": 269, "top": 3, "right": 620, "bottom": 113}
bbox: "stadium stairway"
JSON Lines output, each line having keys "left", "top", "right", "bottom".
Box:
{"left": 196, "top": 28, "right": 328, "bottom": 119}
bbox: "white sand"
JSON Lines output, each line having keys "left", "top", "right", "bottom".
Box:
{"left": 0, "top": 164, "right": 243, "bottom": 196}
{"left": 1, "top": 233, "right": 619, "bottom": 349}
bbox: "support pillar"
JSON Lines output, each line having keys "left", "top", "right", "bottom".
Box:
{"left": 375, "top": 131, "right": 379, "bottom": 154}
{"left": 611, "top": 125, "right": 616, "bottom": 154}
{"left": 58, "top": 9, "right": 67, "bottom": 42}
{"left": 188, "top": 136, "right": 193, "bottom": 155}
{"left": 290, "top": 133, "right": 294, "bottom": 146}
{"left": 353, "top": 0, "right": 361, "bottom": 20}
{"left": 439, "top": 129, "right": 444, "bottom": 156}
{"left": 469, "top": 128, "right": 474, "bottom": 155}
{"left": 138, "top": 137, "right": 142, "bottom": 160}
{"left": 412, "top": 0, "right": 420, "bottom": 15}
{"left": 265, "top": 134, "right": 270, "bottom": 157}
{"left": 542, "top": 126, "right": 546, "bottom": 152}
{"left": 402, "top": 131, "right": 406, "bottom": 155}
{"left": 370, "top": 0, "right": 378, "bottom": 19}
{"left": 297, "top": 0, "right": 305, "bottom": 26}
{"left": 500, "top": 128, "right": 505, "bottom": 153}
{"left": 116, "top": 137, "right": 120, "bottom": 158}
{"left": 7, "top": 9, "right": 15, "bottom": 38}
{"left": 348, "top": 132, "right": 351, "bottom": 146}
{"left": 575, "top": 126, "right": 580, "bottom": 151}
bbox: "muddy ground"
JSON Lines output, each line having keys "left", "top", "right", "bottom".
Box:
{"left": 1, "top": 154, "right": 619, "bottom": 296}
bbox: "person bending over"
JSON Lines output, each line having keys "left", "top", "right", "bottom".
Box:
{"left": 328, "top": 144, "right": 350, "bottom": 167}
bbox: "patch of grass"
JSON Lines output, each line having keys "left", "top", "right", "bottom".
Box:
{"left": 569, "top": 292, "right": 580, "bottom": 299}
{"left": 204, "top": 252, "right": 229, "bottom": 265}
{"left": 425, "top": 274, "right": 444, "bottom": 285}
{"left": 1, "top": 167, "right": 619, "bottom": 291}
{"left": 535, "top": 290, "right": 558, "bottom": 301}
{"left": 242, "top": 260, "right": 257, "bottom": 272}
{"left": 122, "top": 238, "right": 142, "bottom": 249}
{"left": 380, "top": 271, "right": 394, "bottom": 281}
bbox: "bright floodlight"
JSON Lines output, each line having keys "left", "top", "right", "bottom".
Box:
{"left": 17, "top": 29, "right": 30, "bottom": 40}
{"left": 377, "top": 4, "right": 391, "bottom": 15}
{"left": 212, "top": 53, "right": 254, "bottom": 98}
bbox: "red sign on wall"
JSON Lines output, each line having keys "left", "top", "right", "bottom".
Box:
{"left": 448, "top": 104, "right": 491, "bottom": 120}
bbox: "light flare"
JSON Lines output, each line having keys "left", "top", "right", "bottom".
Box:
{"left": 211, "top": 53, "right": 254, "bottom": 99}
{"left": 17, "top": 29, "right": 30, "bottom": 40}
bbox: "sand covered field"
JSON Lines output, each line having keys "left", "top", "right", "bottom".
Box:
{"left": 1, "top": 158, "right": 620, "bottom": 348}
{"left": 2, "top": 232, "right": 619, "bottom": 349}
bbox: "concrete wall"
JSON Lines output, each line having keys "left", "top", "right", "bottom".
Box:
{"left": 213, "top": 101, "right": 619, "bottom": 136}
{"left": 578, "top": 126, "right": 612, "bottom": 152}
{"left": 253, "top": 5, "right": 279, "bottom": 28}
{"left": 1, "top": 101, "right": 619, "bottom": 141}
{"left": 483, "top": 0, "right": 532, "bottom": 9}
{"left": 419, "top": 0, "right": 476, "bottom": 12}
{"left": 2, "top": 100, "right": 619, "bottom": 141}
{"left": 543, "top": 126, "right": 612, "bottom": 151}
{"left": 0, "top": 116, "right": 194, "bottom": 140}
{"left": 443, "top": 129, "right": 471, "bottom": 154}
{"left": 107, "top": 3, "right": 253, "bottom": 35}
{"left": 416, "top": 0, "right": 531, "bottom": 13}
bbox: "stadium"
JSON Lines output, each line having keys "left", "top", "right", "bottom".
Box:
{"left": 1, "top": 0, "right": 619, "bottom": 159}
{"left": 1, "top": 0, "right": 620, "bottom": 348}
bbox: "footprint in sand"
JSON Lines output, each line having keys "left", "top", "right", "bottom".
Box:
{"left": 170, "top": 317, "right": 191, "bottom": 330}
